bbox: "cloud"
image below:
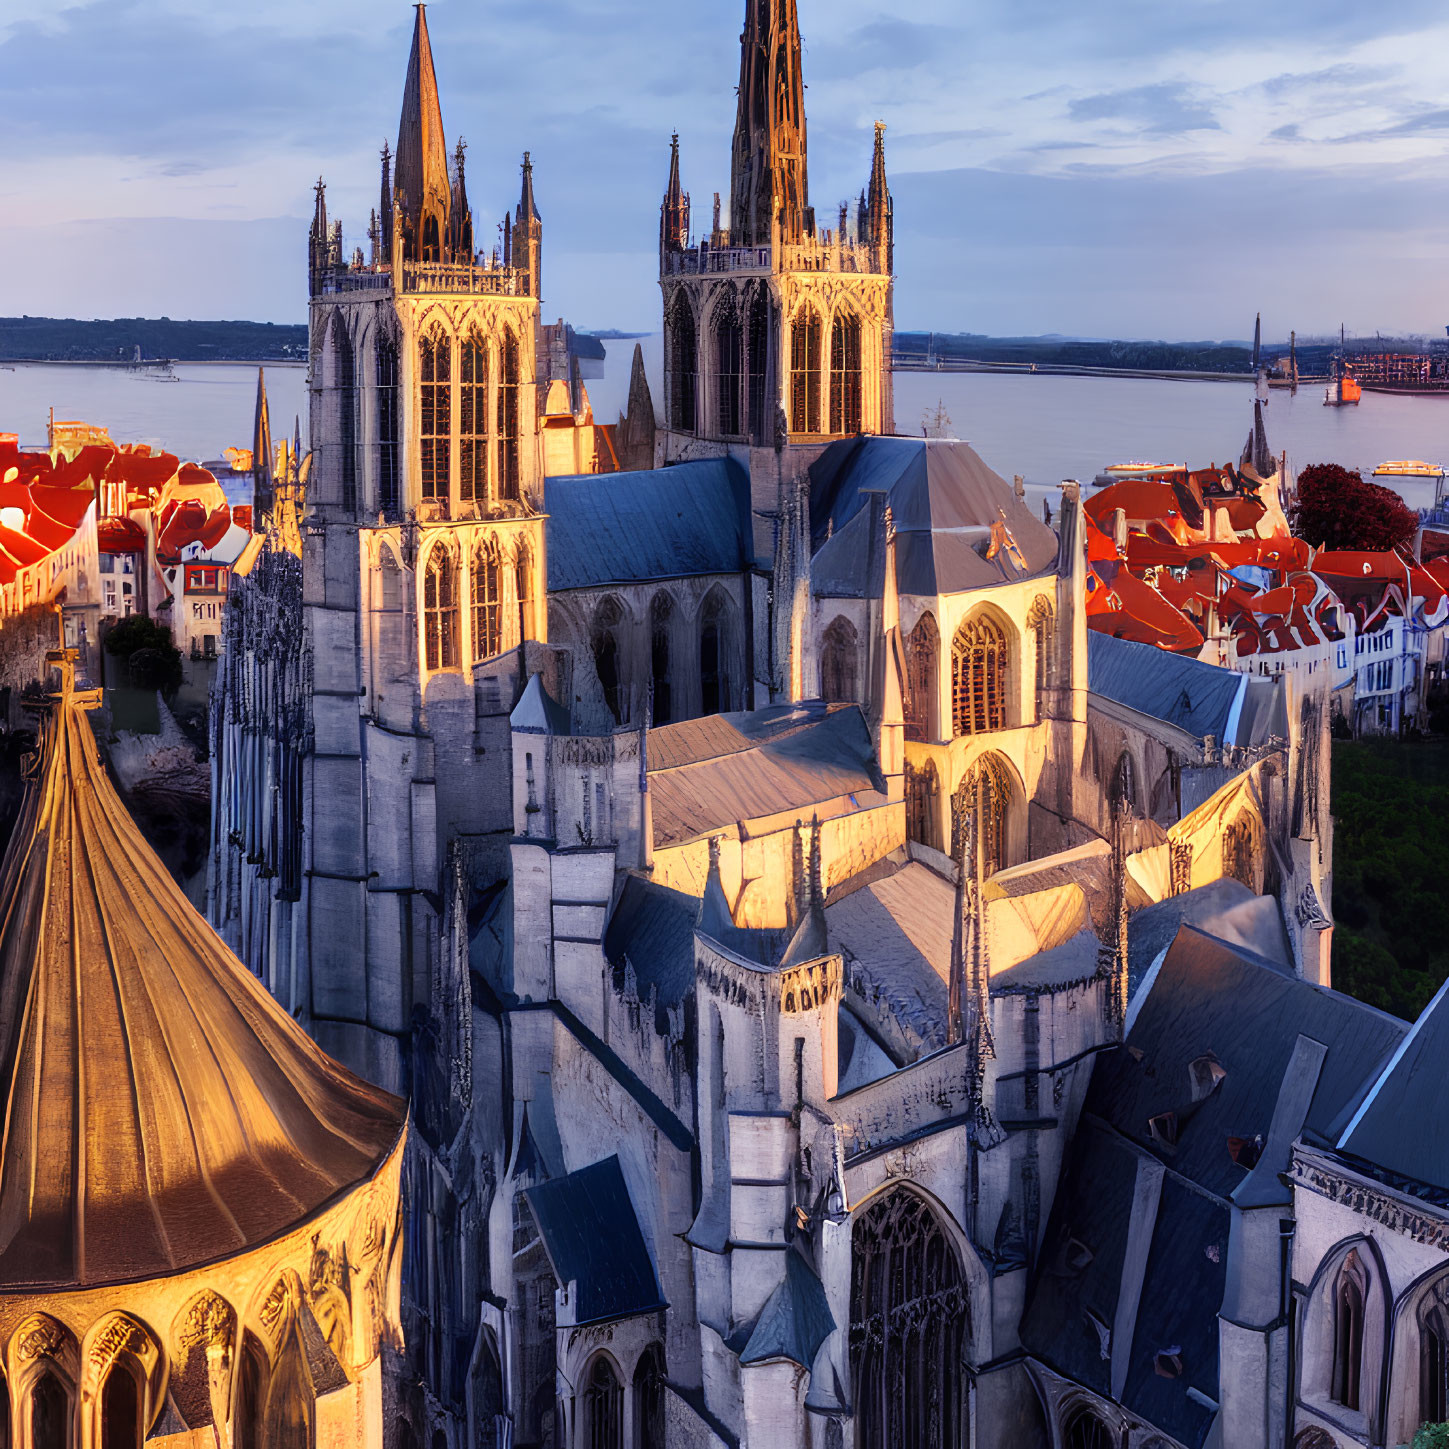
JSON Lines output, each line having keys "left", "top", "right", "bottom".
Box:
{"left": 1068, "top": 83, "right": 1221, "bottom": 136}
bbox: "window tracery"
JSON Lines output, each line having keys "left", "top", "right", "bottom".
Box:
{"left": 634, "top": 1345, "right": 667, "bottom": 1449}
{"left": 746, "top": 289, "right": 772, "bottom": 442}
{"left": 515, "top": 542, "right": 534, "bottom": 644}
{"left": 331, "top": 320, "right": 357, "bottom": 513}
{"left": 790, "top": 305, "right": 823, "bottom": 433}
{"left": 472, "top": 539, "right": 502, "bottom": 662}
{"left": 700, "top": 590, "right": 735, "bottom": 715}
{"left": 830, "top": 309, "right": 863, "bottom": 435}
{"left": 1332, "top": 1248, "right": 1368, "bottom": 1410}
{"left": 1062, "top": 1405, "right": 1114, "bottom": 1449}
{"left": 651, "top": 592, "right": 674, "bottom": 725}
{"left": 951, "top": 614, "right": 1008, "bottom": 736}
{"left": 460, "top": 331, "right": 489, "bottom": 505}
{"left": 906, "top": 760, "right": 941, "bottom": 853}
{"left": 424, "top": 546, "right": 460, "bottom": 672}
{"left": 593, "top": 597, "right": 625, "bottom": 724}
{"left": 583, "top": 1355, "right": 623, "bottom": 1449}
{"left": 420, "top": 330, "right": 451, "bottom": 504}
{"left": 498, "top": 329, "right": 522, "bottom": 502}
{"left": 821, "top": 616, "right": 859, "bottom": 701}
{"left": 953, "top": 755, "right": 1011, "bottom": 878}
{"left": 1027, "top": 595, "right": 1055, "bottom": 704}
{"left": 376, "top": 333, "right": 400, "bottom": 516}
{"left": 714, "top": 295, "right": 744, "bottom": 437}
{"left": 906, "top": 612, "right": 940, "bottom": 742}
{"left": 668, "top": 293, "right": 698, "bottom": 433}
{"left": 849, "top": 1190, "right": 968, "bottom": 1449}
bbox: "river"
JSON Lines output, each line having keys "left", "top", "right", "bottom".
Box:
{"left": 4, "top": 346, "right": 1446, "bottom": 511}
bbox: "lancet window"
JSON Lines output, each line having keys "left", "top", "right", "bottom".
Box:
{"left": 498, "top": 330, "right": 521, "bottom": 502}
{"left": 849, "top": 1190, "right": 968, "bottom": 1449}
{"left": 376, "top": 334, "right": 400, "bottom": 516}
{"left": 821, "top": 616, "right": 859, "bottom": 701}
{"left": 791, "top": 305, "right": 823, "bottom": 434}
{"left": 235, "top": 1338, "right": 267, "bottom": 1449}
{"left": 1223, "top": 812, "right": 1261, "bottom": 891}
{"left": 515, "top": 543, "right": 533, "bottom": 643}
{"left": 1421, "top": 1276, "right": 1449, "bottom": 1426}
{"left": 1027, "top": 595, "right": 1055, "bottom": 703}
{"left": 668, "top": 294, "right": 698, "bottom": 433}
{"left": 634, "top": 1345, "right": 666, "bottom": 1449}
{"left": 331, "top": 321, "right": 357, "bottom": 512}
{"left": 460, "top": 332, "right": 490, "bottom": 505}
{"left": 593, "top": 597, "right": 625, "bottom": 724}
{"left": 906, "top": 760, "right": 941, "bottom": 853}
{"left": 651, "top": 592, "right": 674, "bottom": 725}
{"left": 1332, "top": 1250, "right": 1368, "bottom": 1410}
{"left": 31, "top": 1373, "right": 67, "bottom": 1449}
{"left": 583, "top": 1356, "right": 623, "bottom": 1449}
{"left": 746, "top": 289, "right": 772, "bottom": 442}
{"left": 424, "top": 546, "right": 460, "bottom": 672}
{"left": 951, "top": 614, "right": 1008, "bottom": 736}
{"left": 1063, "top": 1407, "right": 1114, "bottom": 1449}
{"left": 101, "top": 1362, "right": 142, "bottom": 1449}
{"left": 906, "top": 612, "right": 940, "bottom": 742}
{"left": 700, "top": 590, "right": 734, "bottom": 716}
{"left": 830, "top": 310, "right": 863, "bottom": 435}
{"left": 420, "top": 331, "right": 451, "bottom": 503}
{"left": 714, "top": 296, "right": 745, "bottom": 437}
{"left": 472, "top": 539, "right": 502, "bottom": 662}
{"left": 954, "top": 755, "right": 1011, "bottom": 878}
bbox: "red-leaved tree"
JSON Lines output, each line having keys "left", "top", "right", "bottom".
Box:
{"left": 1291, "top": 463, "right": 1419, "bottom": 552}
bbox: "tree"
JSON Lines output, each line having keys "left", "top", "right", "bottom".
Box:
{"left": 104, "top": 615, "right": 183, "bottom": 699}
{"left": 1291, "top": 463, "right": 1419, "bottom": 552}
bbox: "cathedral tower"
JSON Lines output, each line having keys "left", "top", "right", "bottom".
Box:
{"left": 659, "top": 0, "right": 895, "bottom": 460}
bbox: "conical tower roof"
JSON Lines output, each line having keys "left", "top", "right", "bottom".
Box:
{"left": 0, "top": 693, "right": 405, "bottom": 1291}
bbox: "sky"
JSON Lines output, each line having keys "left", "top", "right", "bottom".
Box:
{"left": 2, "top": 0, "right": 1449, "bottom": 340}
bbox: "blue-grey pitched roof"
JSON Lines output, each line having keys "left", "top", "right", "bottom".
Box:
{"left": 1024, "top": 926, "right": 1406, "bottom": 1447}
{"left": 1088, "top": 632, "right": 1286, "bottom": 747}
{"left": 739, "top": 1249, "right": 836, "bottom": 1368}
{"left": 604, "top": 876, "right": 699, "bottom": 1020}
{"left": 545, "top": 458, "right": 753, "bottom": 591}
{"left": 1338, "top": 976, "right": 1449, "bottom": 1192}
{"left": 524, "top": 1157, "right": 666, "bottom": 1327}
{"left": 809, "top": 437, "right": 1058, "bottom": 597}
{"left": 511, "top": 672, "right": 571, "bottom": 735}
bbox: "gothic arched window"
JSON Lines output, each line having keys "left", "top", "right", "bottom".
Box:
{"left": 268, "top": 1326, "right": 313, "bottom": 1449}
{"left": 498, "top": 329, "right": 521, "bottom": 502}
{"left": 849, "top": 1191, "right": 968, "bottom": 1449}
{"left": 1112, "top": 753, "right": 1138, "bottom": 818}
{"left": 593, "top": 597, "right": 625, "bottom": 724}
{"left": 906, "top": 760, "right": 941, "bottom": 853}
{"left": 714, "top": 296, "right": 744, "bottom": 437}
{"left": 790, "top": 305, "right": 823, "bottom": 434}
{"left": 668, "top": 294, "right": 698, "bottom": 433}
{"left": 830, "top": 310, "right": 863, "bottom": 435}
{"left": 583, "top": 1355, "right": 623, "bottom": 1449}
{"left": 460, "top": 331, "right": 489, "bottom": 505}
{"left": 420, "top": 330, "right": 451, "bottom": 503}
{"left": 1062, "top": 1406, "right": 1115, "bottom": 1449}
{"left": 1421, "top": 1276, "right": 1449, "bottom": 1427}
{"left": 954, "top": 755, "right": 1011, "bottom": 878}
{"left": 515, "top": 543, "right": 533, "bottom": 645}
{"left": 31, "top": 1373, "right": 67, "bottom": 1449}
{"left": 472, "top": 538, "right": 502, "bottom": 662}
{"left": 1027, "top": 595, "right": 1055, "bottom": 705}
{"left": 1223, "top": 811, "right": 1261, "bottom": 891}
{"left": 101, "top": 1362, "right": 143, "bottom": 1449}
{"left": 746, "top": 288, "right": 773, "bottom": 442}
{"left": 1332, "top": 1249, "right": 1368, "bottom": 1410}
{"left": 906, "top": 612, "right": 940, "bottom": 742}
{"left": 951, "top": 614, "right": 1008, "bottom": 736}
{"left": 235, "top": 1337, "right": 267, "bottom": 1449}
{"left": 424, "top": 546, "right": 459, "bottom": 672}
{"left": 634, "top": 1345, "right": 667, "bottom": 1449}
{"left": 376, "top": 333, "right": 400, "bottom": 516}
{"left": 821, "top": 616, "right": 859, "bottom": 702}
{"left": 700, "top": 590, "right": 735, "bottom": 716}
{"left": 422, "top": 213, "right": 441, "bottom": 262}
{"left": 651, "top": 592, "right": 674, "bottom": 725}
{"left": 331, "top": 320, "right": 357, "bottom": 512}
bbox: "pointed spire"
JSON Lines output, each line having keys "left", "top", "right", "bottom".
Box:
{"left": 730, "top": 0, "right": 809, "bottom": 247}
{"left": 379, "top": 140, "right": 393, "bottom": 258}
{"left": 660, "top": 133, "right": 691, "bottom": 257}
{"left": 252, "top": 369, "right": 273, "bottom": 517}
{"left": 512, "top": 152, "right": 543, "bottom": 297}
{"left": 519, "top": 149, "right": 540, "bottom": 222}
{"left": 449, "top": 136, "right": 474, "bottom": 259}
{"left": 308, "top": 177, "right": 329, "bottom": 292}
{"left": 865, "top": 121, "right": 892, "bottom": 271}
{"left": 395, "top": 4, "right": 450, "bottom": 261}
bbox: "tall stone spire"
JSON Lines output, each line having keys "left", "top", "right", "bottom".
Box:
{"left": 379, "top": 140, "right": 394, "bottom": 258}
{"left": 252, "top": 367, "right": 273, "bottom": 518}
{"left": 730, "top": 0, "right": 810, "bottom": 247}
{"left": 449, "top": 136, "right": 474, "bottom": 259}
{"left": 512, "top": 152, "right": 543, "bottom": 298}
{"left": 660, "top": 133, "right": 690, "bottom": 259}
{"left": 395, "top": 4, "right": 450, "bottom": 261}
{"left": 865, "top": 121, "right": 892, "bottom": 272}
{"left": 308, "top": 177, "right": 328, "bottom": 289}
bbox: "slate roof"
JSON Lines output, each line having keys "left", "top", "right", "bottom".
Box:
{"left": 524, "top": 1156, "right": 666, "bottom": 1327}
{"left": 739, "top": 1249, "right": 836, "bottom": 1367}
{"left": 604, "top": 876, "right": 700, "bottom": 1017}
{"left": 545, "top": 458, "right": 753, "bottom": 591}
{"left": 648, "top": 703, "right": 882, "bottom": 850}
{"left": 809, "top": 437, "right": 1058, "bottom": 598}
{"left": 1023, "top": 926, "right": 1405, "bottom": 1447}
{"left": 1338, "top": 976, "right": 1449, "bottom": 1192}
{"left": 1088, "top": 632, "right": 1287, "bottom": 747}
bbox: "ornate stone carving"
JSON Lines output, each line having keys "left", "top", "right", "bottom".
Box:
{"left": 15, "top": 1317, "right": 65, "bottom": 1362}
{"left": 89, "top": 1317, "right": 146, "bottom": 1371}
{"left": 176, "top": 1292, "right": 236, "bottom": 1355}
{"left": 1290, "top": 1153, "right": 1449, "bottom": 1250}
